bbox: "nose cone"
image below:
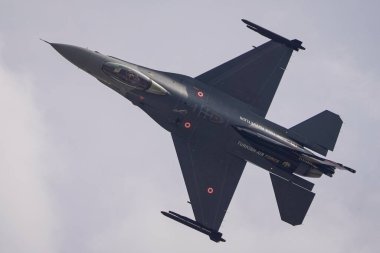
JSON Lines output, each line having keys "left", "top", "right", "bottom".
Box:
{"left": 50, "top": 43, "right": 92, "bottom": 68}
{"left": 48, "top": 42, "right": 105, "bottom": 76}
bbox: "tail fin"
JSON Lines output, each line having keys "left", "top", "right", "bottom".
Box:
{"left": 288, "top": 110, "right": 343, "bottom": 156}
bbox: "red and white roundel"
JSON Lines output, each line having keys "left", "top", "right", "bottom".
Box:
{"left": 207, "top": 187, "right": 214, "bottom": 194}
{"left": 197, "top": 91, "right": 204, "bottom": 98}
{"left": 184, "top": 122, "right": 191, "bottom": 129}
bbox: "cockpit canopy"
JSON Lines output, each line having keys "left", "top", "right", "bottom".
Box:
{"left": 102, "top": 62, "right": 151, "bottom": 90}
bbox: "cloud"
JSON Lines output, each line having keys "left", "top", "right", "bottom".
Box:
{"left": 0, "top": 54, "right": 59, "bottom": 253}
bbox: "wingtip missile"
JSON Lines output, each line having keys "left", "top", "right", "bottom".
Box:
{"left": 161, "top": 211, "right": 226, "bottom": 242}
{"left": 241, "top": 19, "right": 305, "bottom": 51}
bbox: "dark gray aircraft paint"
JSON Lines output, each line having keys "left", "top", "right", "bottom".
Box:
{"left": 45, "top": 19, "right": 355, "bottom": 243}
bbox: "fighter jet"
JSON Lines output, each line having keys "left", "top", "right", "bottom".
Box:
{"left": 45, "top": 19, "right": 355, "bottom": 243}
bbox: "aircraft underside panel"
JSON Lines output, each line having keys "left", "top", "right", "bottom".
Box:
{"left": 171, "top": 133, "right": 246, "bottom": 231}
{"left": 196, "top": 41, "right": 293, "bottom": 117}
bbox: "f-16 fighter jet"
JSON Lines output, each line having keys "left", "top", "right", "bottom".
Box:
{"left": 45, "top": 19, "right": 355, "bottom": 243}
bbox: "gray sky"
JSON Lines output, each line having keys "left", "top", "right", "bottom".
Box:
{"left": 0, "top": 0, "right": 379, "bottom": 252}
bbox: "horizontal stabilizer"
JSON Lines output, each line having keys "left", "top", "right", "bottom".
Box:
{"left": 270, "top": 173, "right": 315, "bottom": 225}
{"left": 161, "top": 211, "right": 225, "bottom": 242}
{"left": 242, "top": 19, "right": 305, "bottom": 51}
{"left": 289, "top": 110, "right": 343, "bottom": 156}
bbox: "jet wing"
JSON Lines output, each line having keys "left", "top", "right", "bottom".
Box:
{"left": 196, "top": 41, "right": 293, "bottom": 118}
{"left": 171, "top": 133, "right": 246, "bottom": 232}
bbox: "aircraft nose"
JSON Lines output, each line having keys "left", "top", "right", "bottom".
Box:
{"left": 47, "top": 42, "right": 105, "bottom": 76}
{"left": 50, "top": 43, "right": 90, "bottom": 66}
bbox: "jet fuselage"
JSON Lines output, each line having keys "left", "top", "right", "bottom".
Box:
{"left": 50, "top": 43, "right": 325, "bottom": 178}
{"left": 46, "top": 19, "right": 356, "bottom": 241}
